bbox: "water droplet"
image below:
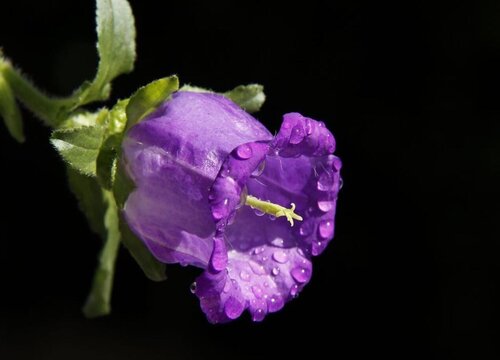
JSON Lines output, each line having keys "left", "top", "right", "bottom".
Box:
{"left": 290, "top": 284, "right": 299, "bottom": 298}
{"left": 290, "top": 125, "right": 305, "bottom": 144}
{"left": 268, "top": 294, "right": 284, "bottom": 313}
{"left": 261, "top": 256, "right": 268, "bottom": 262}
{"left": 268, "top": 215, "right": 276, "bottom": 221}
{"left": 312, "top": 240, "right": 326, "bottom": 256}
{"left": 223, "top": 279, "right": 232, "bottom": 293}
{"left": 254, "top": 208, "right": 265, "bottom": 216}
{"left": 263, "top": 281, "right": 269, "bottom": 288}
{"left": 317, "top": 200, "right": 334, "bottom": 212}
{"left": 236, "top": 186, "right": 248, "bottom": 209}
{"left": 224, "top": 296, "right": 244, "bottom": 319}
{"left": 291, "top": 266, "right": 311, "bottom": 283}
{"left": 252, "top": 285, "right": 263, "bottom": 298}
{"left": 253, "top": 308, "right": 266, "bottom": 322}
{"left": 317, "top": 171, "right": 334, "bottom": 191}
{"left": 249, "top": 261, "right": 266, "bottom": 275}
{"left": 271, "top": 237, "right": 284, "bottom": 247}
{"left": 332, "top": 157, "right": 342, "bottom": 171}
{"left": 236, "top": 144, "right": 253, "bottom": 159}
{"left": 299, "top": 219, "right": 315, "bottom": 236}
{"left": 220, "top": 167, "right": 231, "bottom": 178}
{"left": 318, "top": 220, "right": 334, "bottom": 239}
{"left": 272, "top": 267, "right": 280, "bottom": 276}
{"left": 189, "top": 282, "right": 197, "bottom": 294}
{"left": 339, "top": 178, "right": 344, "bottom": 190}
{"left": 253, "top": 246, "right": 265, "bottom": 255}
{"left": 239, "top": 270, "right": 251, "bottom": 281}
{"left": 305, "top": 119, "right": 313, "bottom": 135}
{"left": 251, "top": 161, "right": 266, "bottom": 177}
{"left": 212, "top": 198, "right": 230, "bottom": 220}
{"left": 272, "top": 250, "right": 288, "bottom": 264}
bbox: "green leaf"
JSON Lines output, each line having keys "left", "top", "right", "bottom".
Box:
{"left": 83, "top": 190, "right": 121, "bottom": 318}
{"left": 112, "top": 159, "right": 166, "bottom": 281}
{"left": 96, "top": 99, "right": 128, "bottom": 189}
{"left": 180, "top": 83, "right": 266, "bottom": 113}
{"left": 125, "top": 76, "right": 179, "bottom": 131}
{"left": 72, "top": 0, "right": 136, "bottom": 108}
{"left": 51, "top": 122, "right": 106, "bottom": 176}
{"left": 224, "top": 84, "right": 266, "bottom": 113}
{"left": 96, "top": 133, "right": 121, "bottom": 189}
{"left": 120, "top": 215, "right": 166, "bottom": 282}
{"left": 67, "top": 168, "right": 107, "bottom": 239}
{"left": 0, "top": 73, "right": 24, "bottom": 142}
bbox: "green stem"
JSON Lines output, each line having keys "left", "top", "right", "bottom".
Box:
{"left": 82, "top": 190, "right": 121, "bottom": 318}
{"left": 0, "top": 57, "right": 73, "bottom": 128}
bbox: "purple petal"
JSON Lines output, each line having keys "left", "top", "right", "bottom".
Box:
{"left": 122, "top": 92, "right": 272, "bottom": 267}
{"left": 194, "top": 112, "right": 341, "bottom": 323}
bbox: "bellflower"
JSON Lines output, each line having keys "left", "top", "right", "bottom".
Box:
{"left": 121, "top": 91, "right": 342, "bottom": 323}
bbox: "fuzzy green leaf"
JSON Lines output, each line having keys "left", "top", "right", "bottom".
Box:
{"left": 0, "top": 73, "right": 24, "bottom": 142}
{"left": 224, "top": 84, "right": 266, "bottom": 113}
{"left": 125, "top": 76, "right": 179, "bottom": 131}
{"left": 51, "top": 124, "right": 105, "bottom": 176}
{"left": 120, "top": 215, "right": 166, "bottom": 282}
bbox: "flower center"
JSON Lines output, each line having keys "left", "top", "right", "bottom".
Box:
{"left": 244, "top": 195, "right": 303, "bottom": 227}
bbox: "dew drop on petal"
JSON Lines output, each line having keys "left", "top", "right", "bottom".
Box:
{"left": 305, "top": 119, "right": 313, "bottom": 135}
{"left": 189, "top": 282, "right": 197, "bottom": 294}
{"left": 249, "top": 261, "right": 266, "bottom": 275}
{"left": 318, "top": 220, "right": 334, "bottom": 239}
{"left": 317, "top": 171, "right": 334, "bottom": 191}
{"left": 223, "top": 279, "right": 232, "bottom": 293}
{"left": 224, "top": 296, "right": 244, "bottom": 319}
{"left": 290, "top": 284, "right": 299, "bottom": 298}
{"left": 254, "top": 208, "right": 265, "bottom": 216}
{"left": 220, "top": 167, "right": 231, "bottom": 178}
{"left": 290, "top": 125, "right": 305, "bottom": 144}
{"left": 251, "top": 161, "right": 266, "bottom": 177}
{"left": 291, "top": 266, "right": 311, "bottom": 283}
{"left": 317, "top": 200, "right": 334, "bottom": 212}
{"left": 271, "top": 237, "right": 284, "bottom": 247}
{"left": 252, "top": 285, "right": 263, "bottom": 299}
{"left": 272, "top": 250, "right": 288, "bottom": 264}
{"left": 272, "top": 267, "right": 280, "bottom": 276}
{"left": 253, "top": 308, "right": 266, "bottom": 322}
{"left": 299, "top": 219, "right": 315, "bottom": 236}
{"left": 268, "top": 294, "right": 284, "bottom": 313}
{"left": 253, "top": 246, "right": 265, "bottom": 255}
{"left": 239, "top": 270, "right": 251, "bottom": 281}
{"left": 236, "top": 144, "right": 253, "bottom": 159}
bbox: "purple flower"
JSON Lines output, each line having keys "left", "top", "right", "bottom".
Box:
{"left": 122, "top": 91, "right": 342, "bottom": 323}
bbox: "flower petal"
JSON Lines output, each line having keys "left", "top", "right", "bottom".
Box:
{"left": 194, "top": 113, "right": 341, "bottom": 322}
{"left": 122, "top": 92, "right": 272, "bottom": 267}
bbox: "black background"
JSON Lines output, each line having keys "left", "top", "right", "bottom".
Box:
{"left": 0, "top": 1, "right": 498, "bottom": 359}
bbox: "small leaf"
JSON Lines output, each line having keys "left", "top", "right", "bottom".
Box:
{"left": 120, "top": 215, "right": 167, "bottom": 282}
{"left": 180, "top": 83, "right": 266, "bottom": 113}
{"left": 51, "top": 123, "right": 106, "bottom": 176}
{"left": 96, "top": 133, "right": 121, "bottom": 189}
{"left": 0, "top": 74, "right": 24, "bottom": 142}
{"left": 83, "top": 190, "right": 121, "bottom": 318}
{"left": 125, "top": 76, "right": 179, "bottom": 131}
{"left": 67, "top": 168, "right": 107, "bottom": 239}
{"left": 112, "top": 158, "right": 166, "bottom": 281}
{"left": 224, "top": 84, "right": 266, "bottom": 113}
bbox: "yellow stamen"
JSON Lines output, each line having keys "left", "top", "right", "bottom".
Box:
{"left": 244, "top": 195, "right": 303, "bottom": 227}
